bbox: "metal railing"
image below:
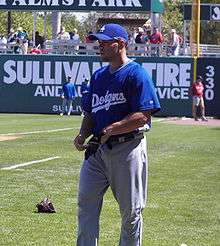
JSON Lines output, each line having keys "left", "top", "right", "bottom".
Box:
{"left": 43, "top": 41, "right": 181, "bottom": 57}
{"left": 0, "top": 43, "right": 19, "bottom": 54}
{"left": 0, "top": 41, "right": 220, "bottom": 57}
{"left": 199, "top": 44, "right": 220, "bottom": 57}
{"left": 185, "top": 43, "right": 220, "bottom": 57}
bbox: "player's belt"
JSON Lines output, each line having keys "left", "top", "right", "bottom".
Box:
{"left": 106, "top": 132, "right": 144, "bottom": 149}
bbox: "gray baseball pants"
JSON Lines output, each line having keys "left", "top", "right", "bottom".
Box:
{"left": 61, "top": 98, "right": 73, "bottom": 114}
{"left": 77, "top": 136, "right": 148, "bottom": 246}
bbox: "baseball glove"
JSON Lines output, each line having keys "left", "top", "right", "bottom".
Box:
{"left": 85, "top": 136, "right": 101, "bottom": 160}
{"left": 36, "top": 198, "right": 56, "bottom": 213}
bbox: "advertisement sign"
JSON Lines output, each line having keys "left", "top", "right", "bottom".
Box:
{"left": 0, "top": 55, "right": 197, "bottom": 116}
{"left": 184, "top": 4, "right": 220, "bottom": 21}
{"left": 211, "top": 5, "right": 220, "bottom": 21}
{"left": 0, "top": 0, "right": 150, "bottom": 11}
{"left": 0, "top": 55, "right": 219, "bottom": 117}
{"left": 137, "top": 57, "right": 194, "bottom": 116}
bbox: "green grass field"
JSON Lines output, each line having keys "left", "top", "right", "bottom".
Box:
{"left": 0, "top": 114, "right": 219, "bottom": 246}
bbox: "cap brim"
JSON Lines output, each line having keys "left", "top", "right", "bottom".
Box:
{"left": 88, "top": 33, "right": 114, "bottom": 41}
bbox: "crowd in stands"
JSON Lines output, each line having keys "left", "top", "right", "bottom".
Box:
{"left": 0, "top": 27, "right": 29, "bottom": 54}
{"left": 0, "top": 25, "right": 183, "bottom": 56}
{"left": 128, "top": 26, "right": 183, "bottom": 56}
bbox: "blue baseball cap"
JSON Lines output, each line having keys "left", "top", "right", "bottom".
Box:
{"left": 89, "top": 23, "right": 129, "bottom": 42}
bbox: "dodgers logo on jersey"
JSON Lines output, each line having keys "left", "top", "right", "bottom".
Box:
{"left": 92, "top": 90, "right": 126, "bottom": 113}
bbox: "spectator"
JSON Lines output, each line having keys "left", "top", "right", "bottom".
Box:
{"left": 128, "top": 32, "right": 134, "bottom": 45}
{"left": 70, "top": 28, "right": 80, "bottom": 53}
{"left": 60, "top": 76, "right": 77, "bottom": 116}
{"left": 85, "top": 31, "right": 95, "bottom": 55}
{"left": 30, "top": 46, "right": 42, "bottom": 54}
{"left": 150, "top": 26, "right": 163, "bottom": 44}
{"left": 70, "top": 28, "right": 80, "bottom": 42}
{"left": 7, "top": 28, "right": 18, "bottom": 53}
{"left": 17, "top": 27, "right": 28, "bottom": 54}
{"left": 85, "top": 31, "right": 93, "bottom": 43}
{"left": 134, "top": 27, "right": 145, "bottom": 55}
{"left": 7, "top": 28, "right": 17, "bottom": 43}
{"left": 135, "top": 27, "right": 145, "bottom": 44}
{"left": 190, "top": 75, "right": 208, "bottom": 121}
{"left": 143, "top": 29, "right": 152, "bottom": 56}
{"left": 35, "top": 31, "right": 45, "bottom": 49}
{"left": 150, "top": 26, "right": 163, "bottom": 56}
{"left": 0, "top": 34, "right": 7, "bottom": 50}
{"left": 57, "top": 26, "right": 70, "bottom": 40}
{"left": 144, "top": 29, "right": 151, "bottom": 44}
{"left": 170, "top": 29, "right": 180, "bottom": 56}
{"left": 80, "top": 77, "right": 90, "bottom": 112}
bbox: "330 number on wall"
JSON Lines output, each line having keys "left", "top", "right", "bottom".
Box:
{"left": 205, "top": 65, "right": 215, "bottom": 100}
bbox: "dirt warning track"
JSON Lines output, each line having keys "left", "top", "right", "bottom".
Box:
{"left": 164, "top": 117, "right": 220, "bottom": 126}
{"left": 0, "top": 135, "right": 22, "bottom": 142}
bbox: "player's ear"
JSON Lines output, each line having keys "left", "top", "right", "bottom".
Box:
{"left": 118, "top": 39, "right": 127, "bottom": 49}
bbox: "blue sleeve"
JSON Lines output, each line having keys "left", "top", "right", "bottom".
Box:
{"left": 126, "top": 66, "right": 160, "bottom": 114}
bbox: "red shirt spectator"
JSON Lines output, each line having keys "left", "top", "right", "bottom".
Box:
{"left": 30, "top": 48, "right": 42, "bottom": 54}
{"left": 85, "top": 31, "right": 94, "bottom": 43}
{"left": 150, "top": 27, "right": 163, "bottom": 44}
{"left": 85, "top": 36, "right": 93, "bottom": 43}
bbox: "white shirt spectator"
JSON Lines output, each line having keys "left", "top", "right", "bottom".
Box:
{"left": 0, "top": 35, "right": 7, "bottom": 49}
{"left": 171, "top": 29, "right": 180, "bottom": 56}
{"left": 71, "top": 28, "right": 80, "bottom": 44}
{"left": 7, "top": 28, "right": 17, "bottom": 44}
{"left": 57, "top": 27, "right": 70, "bottom": 40}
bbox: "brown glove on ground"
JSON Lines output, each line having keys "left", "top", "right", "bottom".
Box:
{"left": 36, "top": 198, "right": 56, "bottom": 213}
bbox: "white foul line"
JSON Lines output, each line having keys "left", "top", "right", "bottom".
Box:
{"left": 152, "top": 118, "right": 165, "bottom": 122}
{"left": 1, "top": 156, "right": 60, "bottom": 170}
{"left": 0, "top": 128, "right": 76, "bottom": 136}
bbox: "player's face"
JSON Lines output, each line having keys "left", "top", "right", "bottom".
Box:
{"left": 98, "top": 40, "right": 119, "bottom": 62}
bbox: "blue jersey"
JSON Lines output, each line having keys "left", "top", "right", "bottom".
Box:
{"left": 62, "top": 82, "right": 76, "bottom": 100}
{"left": 84, "top": 60, "right": 161, "bottom": 136}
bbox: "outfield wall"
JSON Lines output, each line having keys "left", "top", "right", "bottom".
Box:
{"left": 0, "top": 55, "right": 219, "bottom": 117}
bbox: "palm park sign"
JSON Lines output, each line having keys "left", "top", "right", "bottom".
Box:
{"left": 0, "top": 0, "right": 164, "bottom": 12}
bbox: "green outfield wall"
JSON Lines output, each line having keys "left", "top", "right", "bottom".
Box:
{"left": 0, "top": 55, "right": 219, "bottom": 117}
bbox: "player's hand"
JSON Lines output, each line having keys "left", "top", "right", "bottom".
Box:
{"left": 100, "top": 134, "right": 110, "bottom": 144}
{"left": 101, "top": 127, "right": 113, "bottom": 144}
{"left": 74, "top": 134, "right": 87, "bottom": 151}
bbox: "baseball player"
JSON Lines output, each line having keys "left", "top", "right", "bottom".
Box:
{"left": 80, "top": 77, "right": 90, "bottom": 112}
{"left": 73, "top": 23, "right": 161, "bottom": 246}
{"left": 60, "top": 76, "right": 76, "bottom": 116}
{"left": 190, "top": 75, "right": 208, "bottom": 121}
